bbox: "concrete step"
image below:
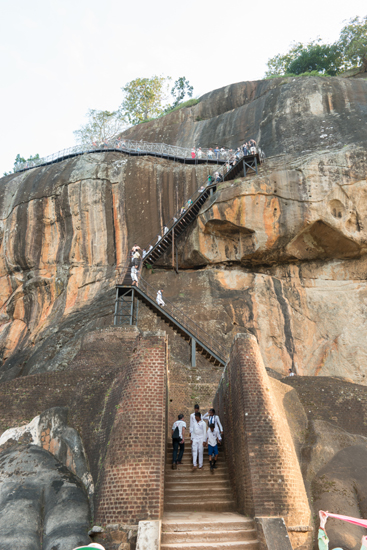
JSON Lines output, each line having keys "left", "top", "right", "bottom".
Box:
{"left": 165, "top": 492, "right": 233, "bottom": 503}
{"left": 166, "top": 461, "right": 228, "bottom": 473}
{"left": 164, "top": 501, "right": 236, "bottom": 512}
{"left": 164, "top": 492, "right": 233, "bottom": 500}
{"left": 165, "top": 472, "right": 229, "bottom": 481}
{"left": 160, "top": 540, "right": 259, "bottom": 549}
{"left": 162, "top": 513, "right": 255, "bottom": 532}
{"left": 162, "top": 529, "right": 258, "bottom": 543}
{"left": 165, "top": 479, "right": 230, "bottom": 488}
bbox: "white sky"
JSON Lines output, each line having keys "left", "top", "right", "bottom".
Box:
{"left": 0, "top": 0, "right": 365, "bottom": 174}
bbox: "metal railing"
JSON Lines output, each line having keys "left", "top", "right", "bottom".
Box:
{"left": 116, "top": 266, "right": 228, "bottom": 362}
{"left": 13, "top": 136, "right": 263, "bottom": 174}
{"left": 140, "top": 148, "right": 264, "bottom": 260}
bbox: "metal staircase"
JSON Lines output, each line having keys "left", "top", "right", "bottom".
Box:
{"left": 114, "top": 150, "right": 262, "bottom": 367}
{"left": 114, "top": 275, "right": 226, "bottom": 366}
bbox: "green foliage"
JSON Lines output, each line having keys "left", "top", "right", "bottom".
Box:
{"left": 3, "top": 153, "right": 41, "bottom": 175}
{"left": 287, "top": 43, "right": 341, "bottom": 76}
{"left": 120, "top": 76, "right": 171, "bottom": 125}
{"left": 73, "top": 109, "right": 126, "bottom": 146}
{"left": 171, "top": 76, "right": 193, "bottom": 108}
{"left": 265, "top": 42, "right": 306, "bottom": 76}
{"left": 338, "top": 16, "right": 367, "bottom": 71}
{"left": 170, "top": 97, "right": 199, "bottom": 112}
{"left": 265, "top": 16, "right": 367, "bottom": 77}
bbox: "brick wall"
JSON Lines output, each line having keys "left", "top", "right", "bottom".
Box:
{"left": 0, "top": 326, "right": 168, "bottom": 541}
{"left": 214, "top": 333, "right": 312, "bottom": 550}
{"left": 95, "top": 331, "right": 168, "bottom": 525}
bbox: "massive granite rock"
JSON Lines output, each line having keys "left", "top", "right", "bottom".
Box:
{"left": 0, "top": 75, "right": 366, "bottom": 383}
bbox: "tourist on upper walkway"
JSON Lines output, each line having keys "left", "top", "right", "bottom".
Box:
{"left": 197, "top": 147, "right": 203, "bottom": 159}
{"left": 207, "top": 148, "right": 214, "bottom": 159}
{"left": 191, "top": 412, "right": 206, "bottom": 471}
{"left": 131, "top": 265, "right": 138, "bottom": 286}
{"left": 214, "top": 146, "right": 220, "bottom": 160}
{"left": 156, "top": 289, "right": 165, "bottom": 307}
{"left": 243, "top": 142, "right": 249, "bottom": 156}
{"left": 190, "top": 404, "right": 200, "bottom": 439}
{"left": 220, "top": 147, "right": 226, "bottom": 158}
{"left": 172, "top": 414, "right": 186, "bottom": 470}
{"left": 249, "top": 139, "right": 257, "bottom": 154}
{"left": 191, "top": 147, "right": 196, "bottom": 159}
{"left": 203, "top": 408, "right": 223, "bottom": 434}
{"left": 205, "top": 423, "right": 222, "bottom": 472}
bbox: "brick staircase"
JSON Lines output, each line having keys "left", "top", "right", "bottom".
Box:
{"left": 162, "top": 439, "right": 260, "bottom": 549}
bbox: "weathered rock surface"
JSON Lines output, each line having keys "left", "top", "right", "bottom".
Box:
{"left": 0, "top": 76, "right": 366, "bottom": 383}
{"left": 0, "top": 444, "right": 91, "bottom": 550}
{"left": 121, "top": 77, "right": 367, "bottom": 157}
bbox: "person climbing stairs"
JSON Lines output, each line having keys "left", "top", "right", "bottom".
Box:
{"left": 162, "top": 439, "right": 260, "bottom": 549}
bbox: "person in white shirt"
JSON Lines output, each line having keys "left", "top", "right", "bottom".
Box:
{"left": 189, "top": 404, "right": 200, "bottom": 440}
{"left": 163, "top": 226, "right": 169, "bottom": 235}
{"left": 156, "top": 290, "right": 165, "bottom": 307}
{"left": 172, "top": 414, "right": 186, "bottom": 470}
{"left": 191, "top": 412, "right": 206, "bottom": 470}
{"left": 288, "top": 369, "right": 296, "bottom": 376}
{"left": 203, "top": 408, "right": 223, "bottom": 434}
{"left": 205, "top": 423, "right": 222, "bottom": 471}
{"left": 131, "top": 265, "right": 138, "bottom": 286}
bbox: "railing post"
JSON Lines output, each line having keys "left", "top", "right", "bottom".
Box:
{"left": 114, "top": 288, "right": 119, "bottom": 325}
{"left": 243, "top": 160, "right": 247, "bottom": 178}
{"left": 191, "top": 338, "right": 196, "bottom": 367}
{"left": 130, "top": 289, "right": 134, "bottom": 325}
{"left": 172, "top": 228, "right": 175, "bottom": 270}
{"left": 255, "top": 156, "right": 258, "bottom": 174}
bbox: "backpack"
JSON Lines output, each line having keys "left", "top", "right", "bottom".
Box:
{"left": 172, "top": 424, "right": 180, "bottom": 440}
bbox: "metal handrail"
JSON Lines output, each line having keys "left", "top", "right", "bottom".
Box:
{"left": 140, "top": 148, "right": 264, "bottom": 261}
{"left": 13, "top": 138, "right": 246, "bottom": 173}
{"left": 116, "top": 267, "right": 227, "bottom": 362}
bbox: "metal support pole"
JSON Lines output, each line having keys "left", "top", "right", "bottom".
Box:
{"left": 191, "top": 338, "right": 196, "bottom": 367}
{"left": 243, "top": 160, "right": 247, "bottom": 178}
{"left": 176, "top": 246, "right": 179, "bottom": 274}
{"left": 210, "top": 187, "right": 213, "bottom": 197}
{"left": 172, "top": 228, "right": 175, "bottom": 270}
{"left": 114, "top": 288, "right": 119, "bottom": 325}
{"left": 135, "top": 295, "right": 139, "bottom": 325}
{"left": 130, "top": 289, "right": 134, "bottom": 325}
{"left": 254, "top": 156, "right": 258, "bottom": 174}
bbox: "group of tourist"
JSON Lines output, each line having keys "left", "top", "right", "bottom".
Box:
{"left": 190, "top": 140, "right": 257, "bottom": 162}
{"left": 171, "top": 404, "right": 223, "bottom": 472}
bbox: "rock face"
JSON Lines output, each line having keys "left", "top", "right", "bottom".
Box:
{"left": 1, "top": 76, "right": 366, "bottom": 383}
{"left": 0, "top": 444, "right": 90, "bottom": 550}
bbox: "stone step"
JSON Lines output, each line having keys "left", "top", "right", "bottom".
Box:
{"left": 165, "top": 493, "right": 233, "bottom": 503}
{"left": 164, "top": 492, "right": 233, "bottom": 500}
{"left": 164, "top": 501, "right": 236, "bottom": 512}
{"left": 162, "top": 529, "right": 258, "bottom": 543}
{"left": 162, "top": 513, "right": 254, "bottom": 532}
{"left": 165, "top": 471, "right": 229, "bottom": 481}
{"left": 165, "top": 479, "right": 230, "bottom": 488}
{"left": 160, "top": 540, "right": 259, "bottom": 549}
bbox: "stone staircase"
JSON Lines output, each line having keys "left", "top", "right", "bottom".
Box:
{"left": 162, "top": 439, "right": 260, "bottom": 549}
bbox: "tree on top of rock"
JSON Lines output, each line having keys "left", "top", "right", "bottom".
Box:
{"left": 265, "top": 15, "right": 367, "bottom": 77}
{"left": 73, "top": 109, "right": 127, "bottom": 146}
{"left": 170, "top": 77, "right": 194, "bottom": 108}
{"left": 338, "top": 16, "right": 367, "bottom": 73}
{"left": 119, "top": 76, "right": 171, "bottom": 125}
